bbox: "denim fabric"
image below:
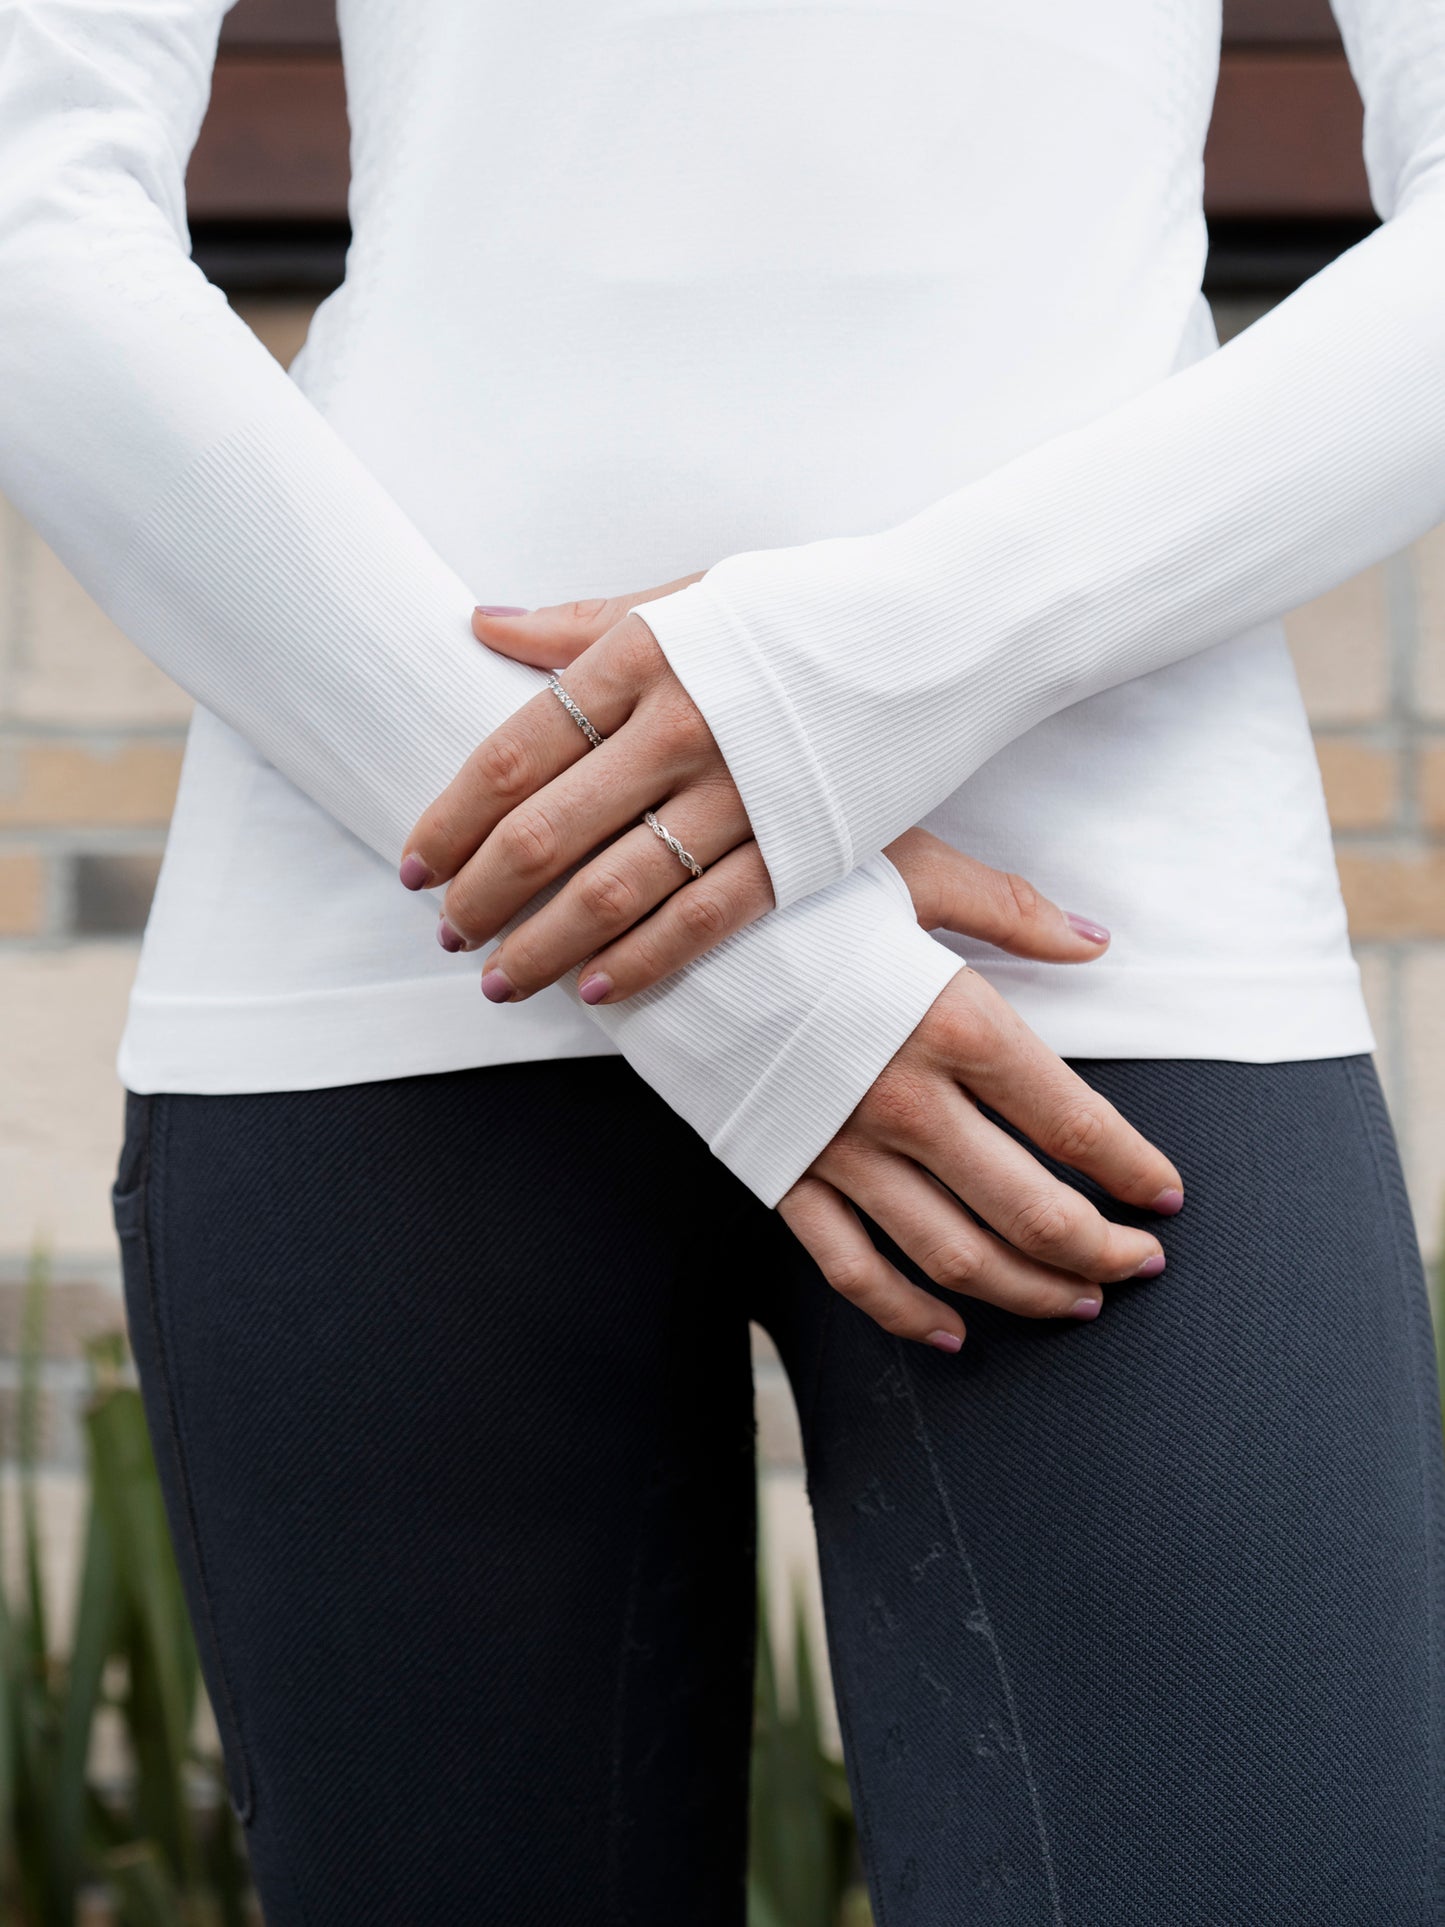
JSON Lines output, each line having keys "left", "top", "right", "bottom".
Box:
{"left": 114, "top": 1054, "right": 1445, "bottom": 1924}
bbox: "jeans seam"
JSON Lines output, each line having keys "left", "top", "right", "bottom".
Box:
{"left": 1346, "top": 1056, "right": 1445, "bottom": 1923}
{"left": 894, "top": 1337, "right": 1065, "bottom": 1925}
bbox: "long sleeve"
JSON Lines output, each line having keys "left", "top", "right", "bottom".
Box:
{"left": 0, "top": 0, "right": 961, "bottom": 1207}
{"left": 636, "top": 0, "right": 1445, "bottom": 911}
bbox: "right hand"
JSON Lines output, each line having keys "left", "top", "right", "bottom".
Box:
{"left": 779, "top": 829, "right": 1184, "bottom": 1351}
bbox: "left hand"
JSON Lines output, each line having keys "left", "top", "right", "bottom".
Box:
{"left": 402, "top": 575, "right": 771, "bottom": 1005}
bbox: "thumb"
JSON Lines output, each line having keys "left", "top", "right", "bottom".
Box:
{"left": 885, "top": 827, "right": 1111, "bottom": 963}
{"left": 471, "top": 573, "right": 705, "bottom": 669}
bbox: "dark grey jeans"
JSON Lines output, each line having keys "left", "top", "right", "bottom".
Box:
{"left": 113, "top": 1053, "right": 1445, "bottom": 1925}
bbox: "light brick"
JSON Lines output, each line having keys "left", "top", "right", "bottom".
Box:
{"left": 0, "top": 944, "right": 138, "bottom": 1260}
{"left": 1314, "top": 738, "right": 1398, "bottom": 831}
{"left": 1401, "top": 947, "right": 1445, "bottom": 1263}
{"left": 0, "top": 851, "right": 45, "bottom": 936}
{"left": 6, "top": 523, "right": 191, "bottom": 728}
{"left": 0, "top": 1276, "right": 124, "bottom": 1361}
{"left": 0, "top": 495, "right": 22, "bottom": 659}
{"left": 756, "top": 1370, "right": 804, "bottom": 1469}
{"left": 233, "top": 294, "right": 319, "bottom": 371}
{"left": 1413, "top": 524, "right": 1445, "bottom": 721}
{"left": 0, "top": 1383, "right": 85, "bottom": 1469}
{"left": 1285, "top": 565, "right": 1391, "bottom": 726}
{"left": 1420, "top": 740, "right": 1445, "bottom": 831}
{"left": 0, "top": 1470, "right": 87, "bottom": 1646}
{"left": 751, "top": 1322, "right": 780, "bottom": 1367}
{"left": 1354, "top": 947, "right": 1397, "bottom": 1114}
{"left": 1337, "top": 848, "right": 1445, "bottom": 941}
{"left": 759, "top": 1468, "right": 838, "bottom": 1753}
{"left": 0, "top": 741, "right": 182, "bottom": 829}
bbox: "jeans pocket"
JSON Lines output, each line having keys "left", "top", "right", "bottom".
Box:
{"left": 114, "top": 1094, "right": 257, "bottom": 1824}
{"left": 111, "top": 1090, "right": 153, "bottom": 1239}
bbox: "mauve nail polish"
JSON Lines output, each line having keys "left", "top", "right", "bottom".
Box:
{"left": 436, "top": 918, "right": 465, "bottom": 953}
{"left": 1152, "top": 1187, "right": 1185, "bottom": 1215}
{"left": 399, "top": 853, "right": 431, "bottom": 891}
{"left": 578, "top": 974, "right": 611, "bottom": 1006}
{"left": 1071, "top": 1297, "right": 1101, "bottom": 1320}
{"left": 1066, "top": 911, "right": 1110, "bottom": 943}
{"left": 926, "top": 1330, "right": 963, "bottom": 1354}
{"left": 475, "top": 605, "right": 528, "bottom": 617}
{"left": 1134, "top": 1253, "right": 1167, "bottom": 1278}
{"left": 480, "top": 969, "right": 513, "bottom": 1003}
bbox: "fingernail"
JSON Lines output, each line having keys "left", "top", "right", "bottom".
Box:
{"left": 1151, "top": 1187, "right": 1185, "bottom": 1215}
{"left": 475, "top": 605, "right": 529, "bottom": 617}
{"left": 926, "top": 1329, "right": 963, "bottom": 1354}
{"left": 480, "top": 968, "right": 513, "bottom": 1003}
{"left": 436, "top": 918, "right": 466, "bottom": 953}
{"left": 1134, "top": 1253, "right": 1167, "bottom": 1278}
{"left": 1066, "top": 912, "right": 1110, "bottom": 944}
{"left": 399, "top": 853, "right": 431, "bottom": 891}
{"left": 578, "top": 973, "right": 611, "bottom": 1005}
{"left": 1070, "top": 1297, "right": 1101, "bottom": 1320}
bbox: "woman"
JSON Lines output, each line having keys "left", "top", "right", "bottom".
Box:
{"left": 3, "top": 0, "right": 1442, "bottom": 1919}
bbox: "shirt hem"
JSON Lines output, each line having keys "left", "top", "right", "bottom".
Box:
{"left": 948, "top": 950, "right": 1376, "bottom": 1062}
{"left": 117, "top": 953, "right": 1377, "bottom": 1099}
{"left": 118, "top": 973, "right": 619, "bottom": 1096}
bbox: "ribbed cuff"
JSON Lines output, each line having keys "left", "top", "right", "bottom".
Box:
{"left": 636, "top": 577, "right": 854, "bottom": 910}
{"left": 714, "top": 884, "right": 963, "bottom": 1204}
{"left": 600, "top": 852, "right": 964, "bottom": 1207}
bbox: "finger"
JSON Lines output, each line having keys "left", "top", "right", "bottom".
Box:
{"left": 573, "top": 840, "right": 775, "bottom": 1003}
{"left": 405, "top": 615, "right": 680, "bottom": 891}
{"left": 472, "top": 574, "right": 705, "bottom": 669}
{"left": 404, "top": 669, "right": 642, "bottom": 892}
{"left": 777, "top": 1177, "right": 966, "bottom": 1353}
{"left": 930, "top": 975, "right": 1185, "bottom": 1213}
{"left": 884, "top": 827, "right": 1112, "bottom": 962}
{"left": 473, "top": 804, "right": 760, "bottom": 1000}
{"left": 816, "top": 1139, "right": 1105, "bottom": 1322}
{"left": 445, "top": 771, "right": 750, "bottom": 956}
{"left": 875, "top": 1077, "right": 1166, "bottom": 1283}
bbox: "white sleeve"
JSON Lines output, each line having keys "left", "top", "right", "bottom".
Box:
{"left": 637, "top": 0, "right": 1445, "bottom": 910}
{"left": 0, "top": 0, "right": 960, "bottom": 1207}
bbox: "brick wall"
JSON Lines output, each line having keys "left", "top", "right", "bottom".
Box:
{"left": 1, "top": 293, "right": 1442, "bottom": 1528}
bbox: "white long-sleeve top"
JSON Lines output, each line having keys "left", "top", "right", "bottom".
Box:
{"left": 0, "top": 0, "right": 1413, "bottom": 1205}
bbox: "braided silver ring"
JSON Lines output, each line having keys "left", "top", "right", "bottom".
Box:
{"left": 546, "top": 673, "right": 605, "bottom": 750}
{"left": 644, "top": 810, "right": 704, "bottom": 879}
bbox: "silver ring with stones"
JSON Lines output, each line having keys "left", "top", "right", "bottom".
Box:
{"left": 546, "top": 673, "right": 605, "bottom": 749}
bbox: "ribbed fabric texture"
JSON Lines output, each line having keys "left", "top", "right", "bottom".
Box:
{"left": 0, "top": 0, "right": 1410, "bottom": 1199}
{"left": 638, "top": 0, "right": 1445, "bottom": 909}
{"left": 0, "top": 0, "right": 963, "bottom": 1209}
{"left": 109, "top": 415, "right": 960, "bottom": 1205}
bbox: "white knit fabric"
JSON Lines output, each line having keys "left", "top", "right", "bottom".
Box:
{"left": 0, "top": 0, "right": 1408, "bottom": 1205}
{"left": 643, "top": 0, "right": 1445, "bottom": 912}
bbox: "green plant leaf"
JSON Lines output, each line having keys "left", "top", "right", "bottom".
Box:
{"left": 747, "top": 1874, "right": 790, "bottom": 1927}
{"left": 0, "top": 1278, "right": 251, "bottom": 1921}
{"left": 54, "top": 1492, "right": 121, "bottom": 1889}
{"left": 107, "top": 1837, "right": 187, "bottom": 1927}
{"left": 88, "top": 1384, "right": 203, "bottom": 1893}
{"left": 19, "top": 1247, "right": 51, "bottom": 1670}
{"left": 749, "top": 1540, "right": 850, "bottom": 1927}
